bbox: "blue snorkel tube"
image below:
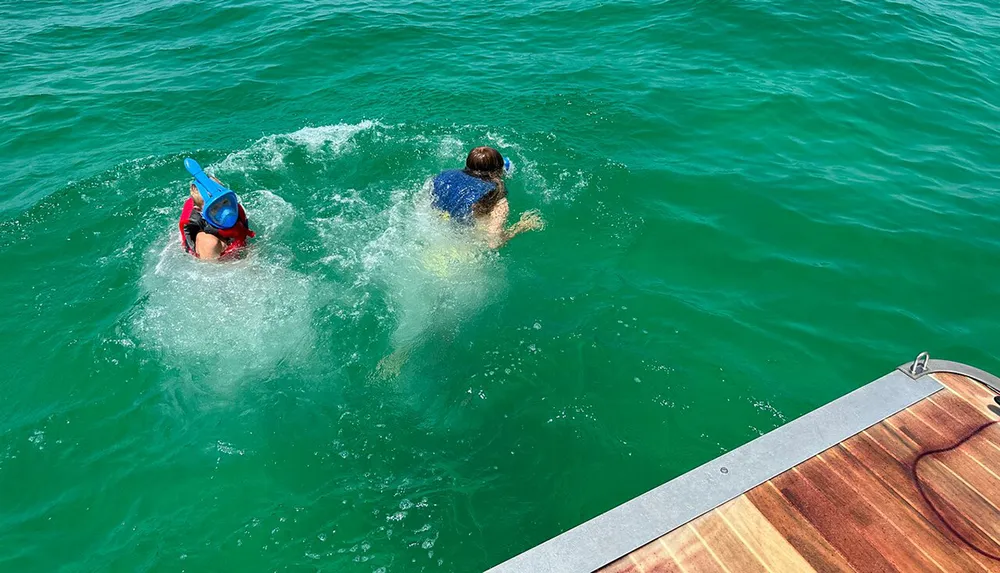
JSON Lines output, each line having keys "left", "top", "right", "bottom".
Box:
{"left": 503, "top": 156, "right": 513, "bottom": 176}
{"left": 184, "top": 158, "right": 239, "bottom": 229}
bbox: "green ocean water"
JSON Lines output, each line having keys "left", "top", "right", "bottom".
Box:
{"left": 2, "top": 0, "right": 999, "bottom": 570}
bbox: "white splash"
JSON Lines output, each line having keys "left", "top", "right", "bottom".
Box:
{"left": 134, "top": 191, "right": 316, "bottom": 392}
{"left": 213, "top": 120, "right": 381, "bottom": 173}
{"left": 360, "top": 187, "right": 504, "bottom": 356}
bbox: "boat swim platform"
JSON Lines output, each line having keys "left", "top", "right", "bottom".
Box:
{"left": 488, "top": 355, "right": 1000, "bottom": 573}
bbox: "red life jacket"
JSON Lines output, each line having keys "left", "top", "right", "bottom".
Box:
{"left": 178, "top": 197, "right": 255, "bottom": 258}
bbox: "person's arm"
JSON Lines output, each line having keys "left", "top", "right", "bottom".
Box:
{"left": 480, "top": 198, "right": 544, "bottom": 249}
{"left": 195, "top": 231, "right": 226, "bottom": 260}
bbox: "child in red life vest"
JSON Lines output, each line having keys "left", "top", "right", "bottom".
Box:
{"left": 178, "top": 158, "right": 254, "bottom": 260}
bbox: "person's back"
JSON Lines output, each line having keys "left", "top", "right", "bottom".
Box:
{"left": 178, "top": 158, "right": 255, "bottom": 260}
{"left": 431, "top": 168, "right": 497, "bottom": 221}
{"left": 430, "top": 146, "right": 543, "bottom": 249}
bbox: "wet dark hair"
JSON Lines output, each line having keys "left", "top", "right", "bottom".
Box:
{"left": 464, "top": 146, "right": 507, "bottom": 216}
{"left": 464, "top": 146, "right": 504, "bottom": 179}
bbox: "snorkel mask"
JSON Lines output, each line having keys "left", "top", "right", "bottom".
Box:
{"left": 184, "top": 157, "right": 239, "bottom": 229}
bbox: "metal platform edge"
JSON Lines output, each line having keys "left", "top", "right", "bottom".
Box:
{"left": 486, "top": 358, "right": 983, "bottom": 573}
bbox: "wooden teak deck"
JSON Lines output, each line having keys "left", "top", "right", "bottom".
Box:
{"left": 490, "top": 360, "right": 1000, "bottom": 573}
{"left": 601, "top": 371, "right": 1000, "bottom": 573}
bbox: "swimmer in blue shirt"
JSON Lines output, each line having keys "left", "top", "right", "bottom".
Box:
{"left": 375, "top": 147, "right": 545, "bottom": 379}
{"left": 431, "top": 146, "right": 544, "bottom": 248}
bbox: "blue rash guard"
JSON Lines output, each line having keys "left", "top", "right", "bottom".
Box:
{"left": 431, "top": 170, "right": 496, "bottom": 221}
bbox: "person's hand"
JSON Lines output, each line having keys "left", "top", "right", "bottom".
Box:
{"left": 517, "top": 210, "right": 545, "bottom": 232}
